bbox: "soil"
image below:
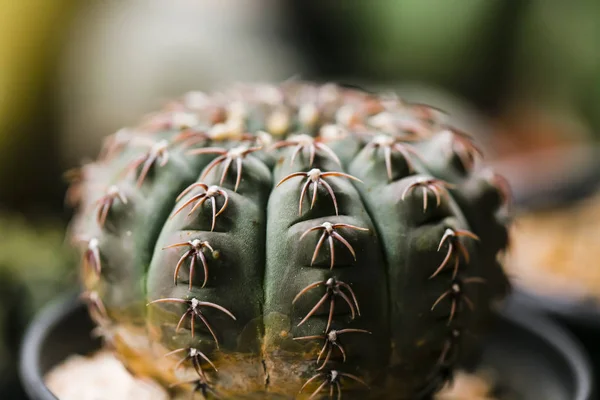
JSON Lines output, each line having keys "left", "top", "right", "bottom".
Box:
{"left": 44, "top": 350, "right": 169, "bottom": 400}
{"left": 435, "top": 370, "right": 499, "bottom": 400}
{"left": 505, "top": 190, "right": 600, "bottom": 303}
{"left": 45, "top": 349, "right": 498, "bottom": 399}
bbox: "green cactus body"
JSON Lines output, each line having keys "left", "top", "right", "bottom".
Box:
{"left": 68, "top": 82, "right": 510, "bottom": 399}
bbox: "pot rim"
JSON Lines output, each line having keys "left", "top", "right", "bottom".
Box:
{"left": 510, "top": 286, "right": 600, "bottom": 329}
{"left": 19, "top": 291, "right": 81, "bottom": 400}
{"left": 502, "top": 295, "right": 595, "bottom": 400}
{"left": 492, "top": 143, "right": 600, "bottom": 211}
{"left": 19, "top": 291, "right": 595, "bottom": 400}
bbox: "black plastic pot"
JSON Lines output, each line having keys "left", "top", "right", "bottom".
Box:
{"left": 20, "top": 291, "right": 594, "bottom": 400}
{"left": 19, "top": 291, "right": 101, "bottom": 400}
{"left": 510, "top": 288, "right": 600, "bottom": 396}
{"left": 491, "top": 144, "right": 600, "bottom": 212}
{"left": 494, "top": 143, "right": 600, "bottom": 392}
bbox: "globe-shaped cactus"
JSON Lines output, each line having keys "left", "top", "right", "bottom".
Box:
{"left": 67, "top": 81, "right": 511, "bottom": 399}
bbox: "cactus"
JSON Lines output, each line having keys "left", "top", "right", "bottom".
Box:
{"left": 66, "top": 81, "right": 511, "bottom": 399}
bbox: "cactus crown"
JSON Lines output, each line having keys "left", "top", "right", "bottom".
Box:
{"left": 67, "top": 81, "right": 510, "bottom": 399}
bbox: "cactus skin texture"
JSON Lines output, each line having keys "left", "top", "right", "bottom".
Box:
{"left": 67, "top": 82, "right": 511, "bottom": 400}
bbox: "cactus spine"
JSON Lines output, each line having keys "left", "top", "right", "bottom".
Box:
{"left": 67, "top": 82, "right": 511, "bottom": 399}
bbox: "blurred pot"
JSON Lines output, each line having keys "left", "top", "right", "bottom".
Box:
{"left": 20, "top": 291, "right": 594, "bottom": 400}
{"left": 496, "top": 142, "right": 600, "bottom": 389}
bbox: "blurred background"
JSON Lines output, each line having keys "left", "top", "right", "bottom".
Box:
{"left": 0, "top": 0, "right": 599, "bottom": 398}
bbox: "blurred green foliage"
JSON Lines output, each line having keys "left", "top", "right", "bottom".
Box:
{"left": 344, "top": 0, "right": 512, "bottom": 106}
{"left": 0, "top": 214, "right": 77, "bottom": 397}
{"left": 0, "top": 0, "right": 78, "bottom": 216}
{"left": 505, "top": 0, "right": 599, "bottom": 120}
{"left": 289, "top": 0, "right": 600, "bottom": 134}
